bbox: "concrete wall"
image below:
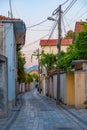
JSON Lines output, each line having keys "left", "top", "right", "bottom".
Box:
{"left": 53, "top": 74, "right": 57, "bottom": 99}
{"left": 0, "top": 23, "right": 4, "bottom": 55}
{"left": 60, "top": 73, "right": 66, "bottom": 104}
{"left": 45, "top": 77, "right": 49, "bottom": 95}
{"left": 4, "top": 23, "right": 16, "bottom": 108}
{"left": 75, "top": 71, "right": 85, "bottom": 108}
{"left": 42, "top": 75, "right": 46, "bottom": 95}
{"left": 50, "top": 77, "right": 54, "bottom": 97}
{"left": 0, "top": 55, "right": 8, "bottom": 117}
{"left": 49, "top": 77, "right": 52, "bottom": 97}
{"left": 85, "top": 72, "right": 87, "bottom": 102}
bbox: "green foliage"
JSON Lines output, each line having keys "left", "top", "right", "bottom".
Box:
{"left": 25, "top": 73, "right": 39, "bottom": 83}
{"left": 26, "top": 73, "right": 33, "bottom": 83}
{"left": 75, "top": 30, "right": 87, "bottom": 59}
{"left": 17, "top": 51, "right": 26, "bottom": 83}
{"left": 40, "top": 51, "right": 58, "bottom": 71}
{"left": 32, "top": 73, "right": 39, "bottom": 82}
{"left": 58, "top": 45, "right": 78, "bottom": 71}
{"left": 58, "top": 23, "right": 87, "bottom": 71}
{"left": 34, "top": 23, "right": 87, "bottom": 72}
{"left": 64, "top": 30, "right": 74, "bottom": 38}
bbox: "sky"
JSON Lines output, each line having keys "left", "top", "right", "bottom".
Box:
{"left": 0, "top": 0, "right": 87, "bottom": 68}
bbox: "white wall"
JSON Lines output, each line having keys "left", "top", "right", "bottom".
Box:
{"left": 53, "top": 74, "right": 57, "bottom": 99}
{"left": 60, "top": 73, "right": 66, "bottom": 104}
{"left": 4, "top": 23, "right": 16, "bottom": 107}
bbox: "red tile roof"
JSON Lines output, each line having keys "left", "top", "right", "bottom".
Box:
{"left": 0, "top": 15, "right": 20, "bottom": 21}
{"left": 75, "top": 22, "right": 87, "bottom": 36}
{"left": 40, "top": 38, "right": 72, "bottom": 46}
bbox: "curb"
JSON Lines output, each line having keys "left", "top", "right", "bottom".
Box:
{"left": 60, "top": 104, "right": 87, "bottom": 127}
{"left": 2, "top": 94, "right": 24, "bottom": 130}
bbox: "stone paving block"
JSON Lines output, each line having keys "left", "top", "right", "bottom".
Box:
{"left": 8, "top": 89, "right": 87, "bottom": 130}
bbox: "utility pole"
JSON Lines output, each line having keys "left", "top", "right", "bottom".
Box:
{"left": 9, "top": 0, "right": 13, "bottom": 18}
{"left": 56, "top": 5, "right": 62, "bottom": 105}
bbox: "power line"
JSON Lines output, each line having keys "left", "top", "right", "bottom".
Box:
{"left": 63, "top": 0, "right": 77, "bottom": 16}
{"left": 11, "top": 0, "right": 21, "bottom": 18}
{"left": 63, "top": 15, "right": 72, "bottom": 30}
{"left": 63, "top": 8, "right": 87, "bottom": 29}
{"left": 26, "top": 19, "right": 47, "bottom": 29}
{"left": 23, "top": 33, "right": 49, "bottom": 47}
{"left": 72, "top": 1, "right": 87, "bottom": 19}
{"left": 73, "top": 9, "right": 87, "bottom": 21}
{"left": 24, "top": 19, "right": 58, "bottom": 47}
{"left": 62, "top": 16, "right": 67, "bottom": 36}
{"left": 27, "top": 29, "right": 50, "bottom": 31}
{"left": 61, "top": 0, "right": 70, "bottom": 6}
{"left": 52, "top": 0, "right": 69, "bottom": 16}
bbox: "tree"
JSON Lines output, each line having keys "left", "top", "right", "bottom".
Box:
{"left": 32, "top": 73, "right": 39, "bottom": 82}
{"left": 65, "top": 30, "right": 74, "bottom": 38}
{"left": 17, "top": 51, "right": 26, "bottom": 83}
{"left": 58, "top": 23, "right": 87, "bottom": 71}
{"left": 26, "top": 73, "right": 33, "bottom": 83}
{"left": 75, "top": 28, "right": 87, "bottom": 59}
{"left": 40, "top": 51, "right": 58, "bottom": 71}
{"left": 58, "top": 44, "right": 78, "bottom": 71}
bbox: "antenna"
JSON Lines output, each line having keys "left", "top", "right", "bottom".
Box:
{"left": 9, "top": 0, "right": 13, "bottom": 18}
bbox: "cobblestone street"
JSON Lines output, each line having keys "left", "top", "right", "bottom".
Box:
{"left": 9, "top": 89, "right": 87, "bottom": 130}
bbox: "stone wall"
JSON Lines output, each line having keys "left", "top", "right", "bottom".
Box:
{"left": 0, "top": 55, "right": 8, "bottom": 118}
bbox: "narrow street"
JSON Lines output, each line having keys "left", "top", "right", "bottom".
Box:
{"left": 8, "top": 89, "right": 87, "bottom": 130}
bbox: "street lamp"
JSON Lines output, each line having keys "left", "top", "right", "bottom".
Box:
{"left": 47, "top": 17, "right": 57, "bottom": 21}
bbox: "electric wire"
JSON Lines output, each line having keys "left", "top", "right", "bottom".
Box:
{"left": 72, "top": 1, "right": 87, "bottom": 19}
{"left": 63, "top": 15, "right": 72, "bottom": 30}
{"left": 11, "top": 0, "right": 21, "bottom": 18}
{"left": 52, "top": 0, "right": 69, "bottom": 16}
{"left": 61, "top": 0, "right": 70, "bottom": 6}
{"left": 63, "top": 0, "right": 77, "bottom": 16}
{"left": 61, "top": 15, "right": 73, "bottom": 46}
{"left": 62, "top": 15, "right": 67, "bottom": 37}
{"left": 63, "top": 8, "right": 87, "bottom": 29}
{"left": 23, "top": 33, "right": 49, "bottom": 47}
{"left": 43, "top": 15, "right": 58, "bottom": 47}
{"left": 24, "top": 17, "right": 57, "bottom": 47}
{"left": 26, "top": 19, "right": 48, "bottom": 29}
{"left": 27, "top": 29, "right": 50, "bottom": 31}
{"left": 47, "top": 21, "right": 57, "bottom": 40}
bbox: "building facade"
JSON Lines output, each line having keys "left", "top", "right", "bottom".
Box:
{"left": 0, "top": 15, "right": 26, "bottom": 108}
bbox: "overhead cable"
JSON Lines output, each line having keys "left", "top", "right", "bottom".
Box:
{"left": 23, "top": 33, "right": 49, "bottom": 47}
{"left": 63, "top": 0, "right": 77, "bottom": 16}
{"left": 48, "top": 21, "right": 57, "bottom": 40}
{"left": 26, "top": 19, "right": 47, "bottom": 29}
{"left": 52, "top": 0, "right": 69, "bottom": 16}
{"left": 61, "top": 0, "right": 70, "bottom": 6}
{"left": 62, "top": 16, "right": 67, "bottom": 36}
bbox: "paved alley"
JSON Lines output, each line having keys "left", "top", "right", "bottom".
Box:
{"left": 9, "top": 89, "right": 87, "bottom": 130}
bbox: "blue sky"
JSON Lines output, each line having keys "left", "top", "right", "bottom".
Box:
{"left": 0, "top": 0, "right": 87, "bottom": 68}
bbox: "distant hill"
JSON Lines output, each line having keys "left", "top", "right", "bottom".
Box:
{"left": 25, "top": 65, "right": 38, "bottom": 72}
